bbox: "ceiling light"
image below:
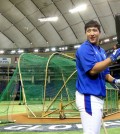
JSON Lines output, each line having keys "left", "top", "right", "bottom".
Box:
{"left": 45, "top": 48, "right": 49, "bottom": 52}
{"left": 69, "top": 4, "right": 87, "bottom": 13}
{"left": 18, "top": 49, "right": 24, "bottom": 53}
{"left": 65, "top": 47, "right": 68, "bottom": 50}
{"left": 0, "top": 50, "right": 4, "bottom": 54}
{"left": 59, "top": 47, "right": 68, "bottom": 51}
{"left": 34, "top": 49, "right": 39, "bottom": 52}
{"left": 10, "top": 50, "right": 16, "bottom": 54}
{"left": 51, "top": 47, "right": 56, "bottom": 51}
{"left": 38, "top": 17, "right": 58, "bottom": 22}
{"left": 113, "top": 36, "right": 117, "bottom": 41}
{"left": 104, "top": 39, "right": 110, "bottom": 43}
{"left": 74, "top": 45, "right": 80, "bottom": 49}
{"left": 59, "top": 47, "right": 62, "bottom": 50}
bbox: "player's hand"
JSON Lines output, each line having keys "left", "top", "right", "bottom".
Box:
{"left": 114, "top": 79, "right": 120, "bottom": 85}
{"left": 110, "top": 48, "right": 120, "bottom": 62}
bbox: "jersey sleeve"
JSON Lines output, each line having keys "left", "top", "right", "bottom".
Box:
{"left": 76, "top": 44, "right": 97, "bottom": 73}
{"left": 104, "top": 67, "right": 110, "bottom": 76}
{"left": 102, "top": 49, "right": 110, "bottom": 75}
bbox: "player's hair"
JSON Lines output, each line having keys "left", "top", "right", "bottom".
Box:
{"left": 85, "top": 20, "right": 101, "bottom": 33}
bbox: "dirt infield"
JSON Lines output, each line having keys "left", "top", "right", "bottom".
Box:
{"left": 10, "top": 113, "right": 80, "bottom": 124}
{"left": 10, "top": 112, "right": 120, "bottom": 124}
{"left": 103, "top": 112, "right": 120, "bottom": 121}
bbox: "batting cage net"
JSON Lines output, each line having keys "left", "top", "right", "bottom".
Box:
{"left": 0, "top": 52, "right": 119, "bottom": 123}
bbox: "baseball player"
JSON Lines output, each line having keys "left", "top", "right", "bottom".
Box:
{"left": 75, "top": 20, "right": 120, "bottom": 134}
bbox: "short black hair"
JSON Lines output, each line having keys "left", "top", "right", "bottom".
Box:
{"left": 85, "top": 20, "right": 101, "bottom": 33}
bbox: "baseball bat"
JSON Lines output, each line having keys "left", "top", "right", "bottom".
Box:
{"left": 102, "top": 119, "right": 108, "bottom": 134}
{"left": 115, "top": 14, "right": 120, "bottom": 48}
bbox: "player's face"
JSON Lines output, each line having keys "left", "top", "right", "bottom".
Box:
{"left": 86, "top": 27, "right": 100, "bottom": 44}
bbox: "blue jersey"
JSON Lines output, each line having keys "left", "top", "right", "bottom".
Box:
{"left": 76, "top": 40, "right": 109, "bottom": 97}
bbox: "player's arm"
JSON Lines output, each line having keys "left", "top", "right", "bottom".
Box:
{"left": 105, "top": 74, "right": 120, "bottom": 85}
{"left": 89, "top": 48, "right": 120, "bottom": 76}
{"left": 105, "top": 74, "right": 115, "bottom": 83}
{"left": 89, "top": 58, "right": 112, "bottom": 76}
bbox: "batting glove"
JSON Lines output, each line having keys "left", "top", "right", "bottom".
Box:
{"left": 110, "top": 48, "right": 120, "bottom": 62}
{"left": 113, "top": 79, "right": 120, "bottom": 85}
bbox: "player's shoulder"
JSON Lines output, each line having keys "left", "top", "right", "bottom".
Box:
{"left": 77, "top": 40, "right": 92, "bottom": 52}
{"left": 100, "top": 47, "right": 105, "bottom": 53}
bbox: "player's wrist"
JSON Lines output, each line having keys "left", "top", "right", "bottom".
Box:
{"left": 112, "top": 79, "right": 120, "bottom": 84}
{"left": 112, "top": 78, "right": 116, "bottom": 84}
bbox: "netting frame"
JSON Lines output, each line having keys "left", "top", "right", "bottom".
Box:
{"left": 18, "top": 52, "right": 78, "bottom": 119}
